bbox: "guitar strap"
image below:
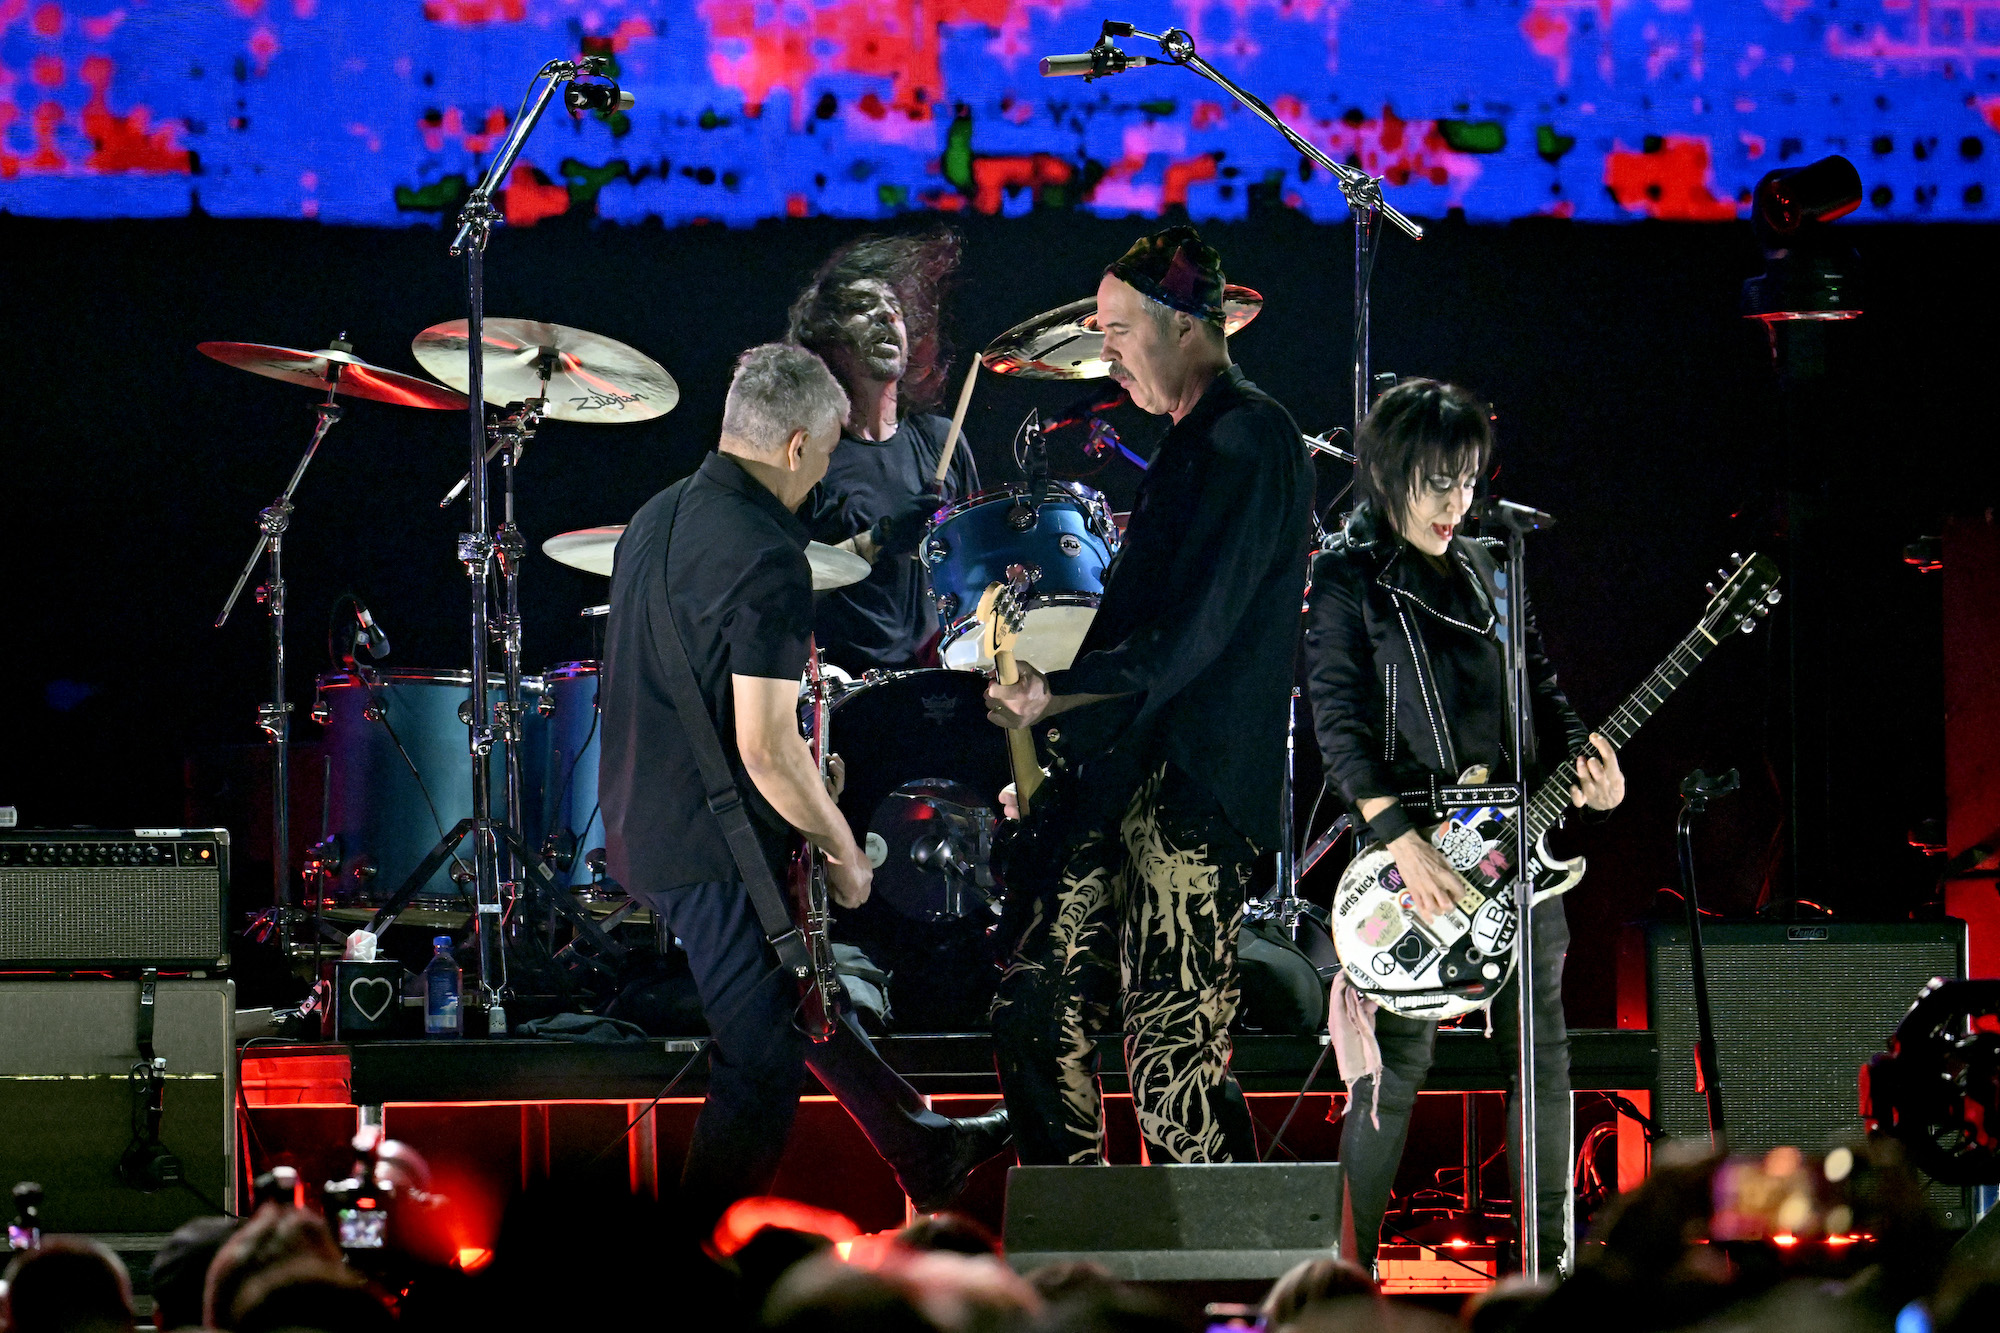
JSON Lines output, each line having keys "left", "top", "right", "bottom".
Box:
{"left": 651, "top": 484, "right": 814, "bottom": 981}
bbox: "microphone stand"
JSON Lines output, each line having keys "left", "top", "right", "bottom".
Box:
{"left": 1483, "top": 496, "right": 1554, "bottom": 1276}
{"left": 445, "top": 57, "right": 602, "bottom": 1029}
{"left": 216, "top": 363, "right": 347, "bottom": 962}
{"left": 1086, "top": 21, "right": 1423, "bottom": 431}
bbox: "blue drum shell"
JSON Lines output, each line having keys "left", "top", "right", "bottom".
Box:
{"left": 921, "top": 485, "right": 1116, "bottom": 668}
{"left": 538, "top": 661, "right": 604, "bottom": 890}
{"left": 312, "top": 669, "right": 545, "bottom": 903}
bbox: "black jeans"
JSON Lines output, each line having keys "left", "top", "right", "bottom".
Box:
{"left": 992, "top": 764, "right": 1258, "bottom": 1166}
{"left": 639, "top": 880, "right": 957, "bottom": 1224}
{"left": 1337, "top": 897, "right": 1574, "bottom": 1273}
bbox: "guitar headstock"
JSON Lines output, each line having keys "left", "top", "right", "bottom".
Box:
{"left": 1698, "top": 552, "right": 1783, "bottom": 638}
{"left": 975, "top": 575, "right": 1030, "bottom": 664}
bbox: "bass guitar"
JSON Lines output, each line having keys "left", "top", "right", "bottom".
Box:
{"left": 1330, "top": 552, "right": 1782, "bottom": 1020}
{"left": 789, "top": 643, "right": 843, "bottom": 1041}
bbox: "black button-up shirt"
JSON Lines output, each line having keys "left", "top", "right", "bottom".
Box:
{"left": 1048, "top": 366, "right": 1313, "bottom": 849}
{"left": 600, "top": 452, "right": 814, "bottom": 893}
{"left": 800, "top": 412, "right": 979, "bottom": 674}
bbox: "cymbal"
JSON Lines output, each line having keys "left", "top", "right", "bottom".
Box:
{"left": 543, "top": 525, "right": 872, "bottom": 591}
{"left": 980, "top": 285, "right": 1264, "bottom": 380}
{"left": 411, "top": 319, "right": 679, "bottom": 423}
{"left": 197, "top": 341, "right": 469, "bottom": 410}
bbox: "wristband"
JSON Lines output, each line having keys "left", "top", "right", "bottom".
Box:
{"left": 1364, "top": 801, "right": 1416, "bottom": 847}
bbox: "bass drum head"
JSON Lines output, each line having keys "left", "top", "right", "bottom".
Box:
{"left": 826, "top": 668, "right": 1011, "bottom": 1032}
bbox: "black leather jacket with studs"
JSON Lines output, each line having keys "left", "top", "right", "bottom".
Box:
{"left": 1304, "top": 507, "right": 1591, "bottom": 847}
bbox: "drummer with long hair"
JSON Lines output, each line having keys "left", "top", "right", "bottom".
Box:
{"left": 788, "top": 230, "right": 981, "bottom": 675}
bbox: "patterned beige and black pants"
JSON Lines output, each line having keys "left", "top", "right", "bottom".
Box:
{"left": 991, "top": 763, "right": 1259, "bottom": 1165}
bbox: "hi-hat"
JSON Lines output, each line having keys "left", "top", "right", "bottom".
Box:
{"left": 980, "top": 286, "right": 1264, "bottom": 380}
{"left": 412, "top": 319, "right": 678, "bottom": 423}
{"left": 198, "top": 342, "right": 469, "bottom": 410}
{"left": 543, "top": 526, "right": 870, "bottom": 591}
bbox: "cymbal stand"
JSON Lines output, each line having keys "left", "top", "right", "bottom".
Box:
{"left": 1084, "top": 20, "right": 1423, "bottom": 431}
{"left": 448, "top": 54, "right": 604, "bottom": 1026}
{"left": 216, "top": 362, "right": 347, "bottom": 961}
{"left": 490, "top": 389, "right": 549, "bottom": 915}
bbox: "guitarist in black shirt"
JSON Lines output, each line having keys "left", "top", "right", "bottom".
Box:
{"left": 1303, "top": 378, "right": 1624, "bottom": 1273}
{"left": 600, "top": 344, "right": 1008, "bottom": 1225}
{"left": 984, "top": 227, "right": 1313, "bottom": 1165}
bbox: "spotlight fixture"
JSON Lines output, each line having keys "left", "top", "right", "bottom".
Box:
{"left": 1742, "top": 155, "right": 1864, "bottom": 323}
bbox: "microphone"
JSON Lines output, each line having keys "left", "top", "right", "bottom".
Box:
{"left": 1041, "top": 46, "right": 1166, "bottom": 79}
{"left": 353, "top": 602, "right": 391, "bottom": 660}
{"left": 565, "top": 78, "right": 635, "bottom": 114}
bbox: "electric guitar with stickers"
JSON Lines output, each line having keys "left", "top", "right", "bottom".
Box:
{"left": 1330, "top": 553, "right": 1782, "bottom": 1020}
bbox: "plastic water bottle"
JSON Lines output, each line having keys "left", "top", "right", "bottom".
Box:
{"left": 423, "top": 936, "right": 462, "bottom": 1037}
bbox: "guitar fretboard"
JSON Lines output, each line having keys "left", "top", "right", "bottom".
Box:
{"left": 1515, "top": 621, "right": 1722, "bottom": 845}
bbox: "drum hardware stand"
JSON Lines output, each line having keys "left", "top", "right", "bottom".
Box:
{"left": 1080, "top": 22, "right": 1422, "bottom": 431}
{"left": 1676, "top": 767, "right": 1739, "bottom": 1147}
{"left": 447, "top": 55, "right": 608, "bottom": 1026}
{"left": 216, "top": 356, "right": 350, "bottom": 963}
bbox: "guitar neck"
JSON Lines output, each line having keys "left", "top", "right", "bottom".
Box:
{"left": 1522, "top": 622, "right": 1721, "bottom": 843}
{"left": 994, "top": 647, "right": 1045, "bottom": 810}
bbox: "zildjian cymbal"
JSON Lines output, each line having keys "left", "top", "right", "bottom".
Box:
{"left": 543, "top": 526, "right": 871, "bottom": 591}
{"left": 979, "top": 285, "right": 1264, "bottom": 380}
{"left": 197, "top": 341, "right": 469, "bottom": 410}
{"left": 411, "top": 318, "right": 679, "bottom": 423}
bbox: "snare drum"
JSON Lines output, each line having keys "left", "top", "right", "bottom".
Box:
{"left": 921, "top": 482, "right": 1118, "bottom": 673}
{"left": 310, "top": 669, "right": 545, "bottom": 904}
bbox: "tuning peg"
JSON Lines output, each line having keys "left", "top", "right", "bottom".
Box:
{"left": 1765, "top": 588, "right": 1782, "bottom": 605}
{"left": 1753, "top": 602, "right": 1770, "bottom": 617}
{"left": 1705, "top": 582, "right": 1717, "bottom": 597}
{"left": 1731, "top": 552, "right": 1742, "bottom": 564}
{"left": 1740, "top": 618, "right": 1757, "bottom": 634}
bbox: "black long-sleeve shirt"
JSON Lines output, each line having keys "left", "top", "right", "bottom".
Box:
{"left": 1047, "top": 366, "right": 1313, "bottom": 849}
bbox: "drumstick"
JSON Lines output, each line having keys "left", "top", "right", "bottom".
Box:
{"left": 932, "top": 359, "right": 979, "bottom": 486}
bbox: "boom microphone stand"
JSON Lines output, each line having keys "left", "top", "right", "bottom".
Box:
{"left": 445, "top": 56, "right": 618, "bottom": 1024}
{"left": 1049, "top": 21, "right": 1424, "bottom": 431}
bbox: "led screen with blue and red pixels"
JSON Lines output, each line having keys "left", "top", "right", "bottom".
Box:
{"left": 2, "top": 1, "right": 1996, "bottom": 226}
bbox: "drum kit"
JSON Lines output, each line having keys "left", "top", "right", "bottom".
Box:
{"left": 206, "top": 276, "right": 1358, "bottom": 1030}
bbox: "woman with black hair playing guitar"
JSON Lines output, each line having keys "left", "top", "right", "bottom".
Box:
{"left": 1306, "top": 378, "right": 1624, "bottom": 1275}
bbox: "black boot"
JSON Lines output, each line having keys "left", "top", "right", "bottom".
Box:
{"left": 905, "top": 1107, "right": 1013, "bottom": 1213}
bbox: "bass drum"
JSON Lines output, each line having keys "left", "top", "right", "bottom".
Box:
{"left": 538, "top": 661, "right": 606, "bottom": 891}
{"left": 823, "top": 668, "right": 1012, "bottom": 1032}
{"left": 311, "top": 669, "right": 546, "bottom": 906}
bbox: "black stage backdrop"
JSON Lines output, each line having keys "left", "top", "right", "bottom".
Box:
{"left": 3, "top": 212, "right": 1994, "bottom": 1024}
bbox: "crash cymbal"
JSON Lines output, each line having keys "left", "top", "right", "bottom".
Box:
{"left": 543, "top": 526, "right": 625, "bottom": 577}
{"left": 544, "top": 525, "right": 872, "bottom": 592}
{"left": 980, "top": 285, "right": 1264, "bottom": 380}
{"left": 412, "top": 319, "right": 679, "bottom": 423}
{"left": 808, "top": 541, "right": 870, "bottom": 591}
{"left": 197, "top": 341, "right": 469, "bottom": 410}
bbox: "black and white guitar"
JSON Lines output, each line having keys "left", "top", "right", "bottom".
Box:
{"left": 1330, "top": 553, "right": 1782, "bottom": 1020}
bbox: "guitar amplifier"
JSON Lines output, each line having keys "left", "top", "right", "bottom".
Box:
{"left": 0, "top": 830, "right": 230, "bottom": 970}
{"left": 0, "top": 977, "right": 236, "bottom": 1231}
{"left": 1640, "top": 919, "right": 1971, "bottom": 1226}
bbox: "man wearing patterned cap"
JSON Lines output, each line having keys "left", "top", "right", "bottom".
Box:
{"left": 985, "top": 226, "right": 1314, "bottom": 1164}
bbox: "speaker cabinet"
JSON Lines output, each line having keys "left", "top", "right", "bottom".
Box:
{"left": 0, "top": 830, "right": 228, "bottom": 969}
{"left": 1641, "top": 919, "right": 1970, "bottom": 1226}
{"left": 1003, "top": 1163, "right": 1344, "bottom": 1279}
{"left": 0, "top": 979, "right": 236, "bottom": 1232}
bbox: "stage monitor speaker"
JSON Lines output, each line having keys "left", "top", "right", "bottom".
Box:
{"left": 0, "top": 978, "right": 236, "bottom": 1232}
{"left": 0, "top": 829, "right": 229, "bottom": 970}
{"left": 1642, "top": 919, "right": 1971, "bottom": 1227}
{"left": 1003, "top": 1163, "right": 1343, "bottom": 1279}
